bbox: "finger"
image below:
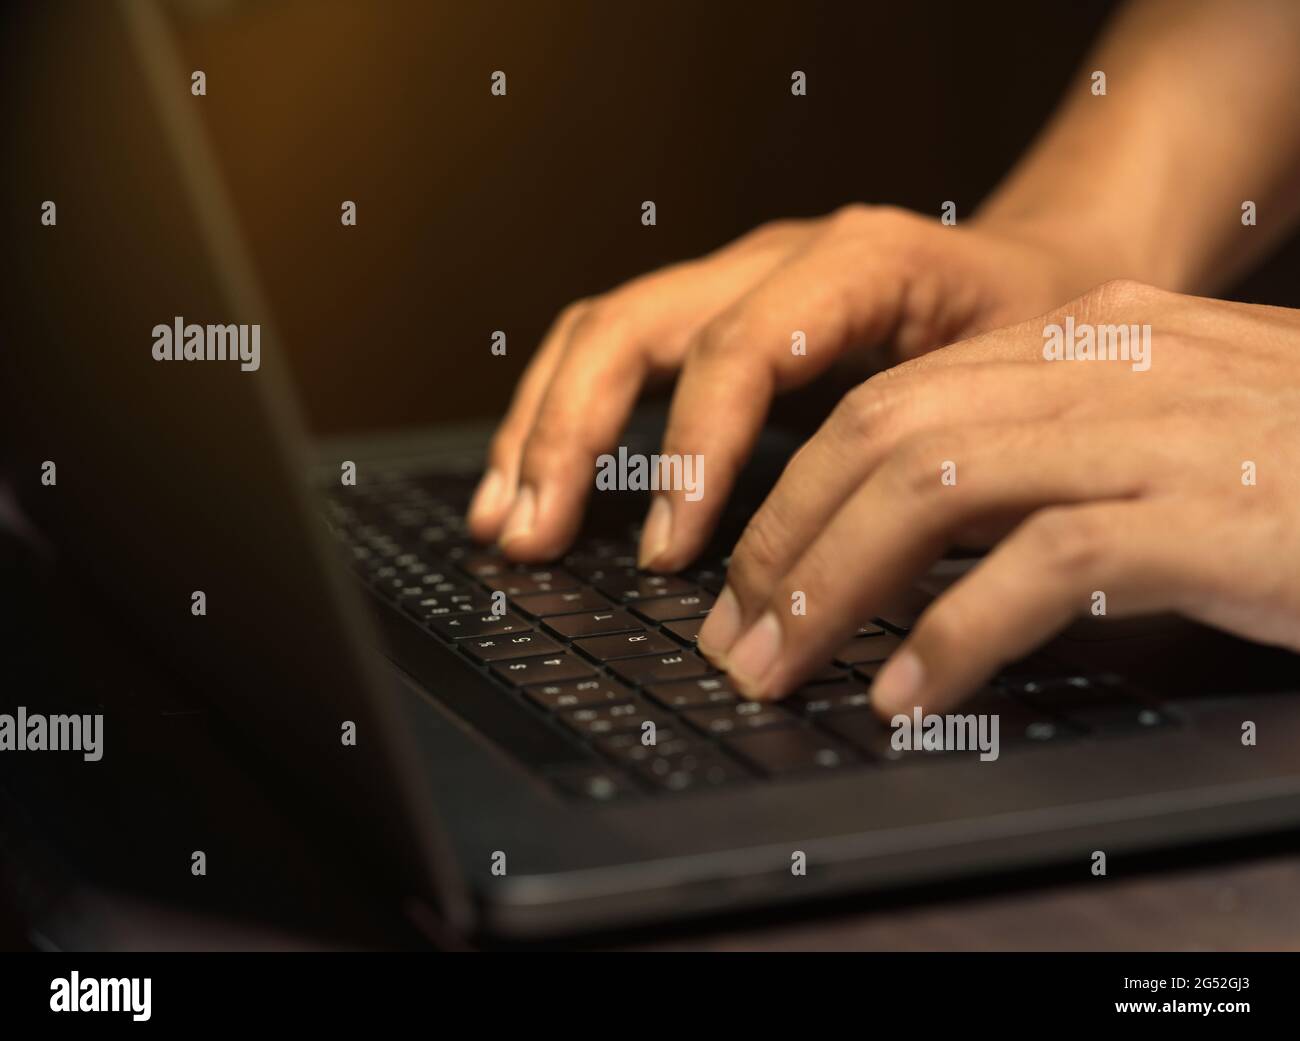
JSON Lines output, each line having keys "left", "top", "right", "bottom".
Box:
{"left": 720, "top": 418, "right": 1168, "bottom": 701}
{"left": 495, "top": 228, "right": 816, "bottom": 560}
{"left": 471, "top": 221, "right": 815, "bottom": 545}
{"left": 881, "top": 277, "right": 1170, "bottom": 379}
{"left": 700, "top": 361, "right": 1126, "bottom": 663}
{"left": 869, "top": 499, "right": 1214, "bottom": 716}
{"left": 638, "top": 239, "right": 912, "bottom": 573}
{"left": 467, "top": 300, "right": 586, "bottom": 540}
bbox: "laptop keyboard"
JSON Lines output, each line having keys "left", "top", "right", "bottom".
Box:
{"left": 324, "top": 467, "right": 1178, "bottom": 803}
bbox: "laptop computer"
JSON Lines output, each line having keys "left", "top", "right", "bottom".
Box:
{"left": 6, "top": 0, "right": 1300, "bottom": 944}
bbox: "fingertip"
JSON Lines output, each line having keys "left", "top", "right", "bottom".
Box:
{"left": 869, "top": 648, "right": 925, "bottom": 718}
{"left": 697, "top": 585, "right": 742, "bottom": 665}
{"left": 467, "top": 468, "right": 511, "bottom": 541}
{"left": 637, "top": 485, "right": 717, "bottom": 573}
{"left": 637, "top": 495, "right": 673, "bottom": 570}
{"left": 497, "top": 482, "right": 583, "bottom": 562}
{"left": 726, "top": 610, "right": 784, "bottom": 700}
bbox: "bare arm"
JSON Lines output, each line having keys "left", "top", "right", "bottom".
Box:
{"left": 978, "top": 0, "right": 1300, "bottom": 294}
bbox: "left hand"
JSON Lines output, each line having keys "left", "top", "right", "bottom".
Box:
{"left": 696, "top": 280, "right": 1300, "bottom": 717}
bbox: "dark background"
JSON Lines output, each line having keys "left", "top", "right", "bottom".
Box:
{"left": 9, "top": 0, "right": 1300, "bottom": 435}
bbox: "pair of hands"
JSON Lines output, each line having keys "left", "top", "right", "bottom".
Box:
{"left": 467, "top": 206, "right": 1300, "bottom": 716}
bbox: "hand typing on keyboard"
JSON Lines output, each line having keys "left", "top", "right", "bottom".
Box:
{"left": 701, "top": 287, "right": 1300, "bottom": 714}
{"left": 460, "top": 286, "right": 1300, "bottom": 721}
{"left": 465, "top": 206, "right": 1103, "bottom": 565}
{"left": 464, "top": 0, "right": 1300, "bottom": 716}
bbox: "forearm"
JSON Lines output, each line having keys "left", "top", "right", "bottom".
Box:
{"left": 976, "top": 0, "right": 1300, "bottom": 295}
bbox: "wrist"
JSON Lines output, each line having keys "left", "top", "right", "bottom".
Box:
{"left": 970, "top": 204, "right": 1190, "bottom": 298}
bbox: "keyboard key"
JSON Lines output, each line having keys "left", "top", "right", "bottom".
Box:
{"left": 1008, "top": 676, "right": 1171, "bottom": 734}
{"left": 611, "top": 650, "right": 716, "bottom": 686}
{"left": 542, "top": 609, "right": 643, "bottom": 641}
{"left": 566, "top": 550, "right": 639, "bottom": 577}
{"left": 371, "top": 573, "right": 423, "bottom": 600}
{"left": 820, "top": 705, "right": 995, "bottom": 762}
{"left": 430, "top": 611, "right": 533, "bottom": 640}
{"left": 833, "top": 632, "right": 902, "bottom": 666}
{"left": 593, "top": 570, "right": 698, "bottom": 601}
{"left": 805, "top": 664, "right": 851, "bottom": 684}
{"left": 491, "top": 652, "right": 597, "bottom": 686}
{"left": 403, "top": 570, "right": 470, "bottom": 591}
{"left": 683, "top": 701, "right": 797, "bottom": 736}
{"left": 634, "top": 752, "right": 749, "bottom": 792}
{"left": 818, "top": 710, "right": 901, "bottom": 761}
{"left": 409, "top": 598, "right": 491, "bottom": 620}
{"left": 463, "top": 631, "right": 563, "bottom": 662}
{"left": 560, "top": 701, "right": 670, "bottom": 738}
{"left": 646, "top": 675, "right": 738, "bottom": 709}
{"left": 458, "top": 551, "right": 508, "bottom": 578}
{"left": 512, "top": 588, "right": 614, "bottom": 618}
{"left": 663, "top": 617, "right": 705, "bottom": 644}
{"left": 685, "top": 567, "right": 726, "bottom": 595}
{"left": 525, "top": 677, "right": 635, "bottom": 711}
{"left": 384, "top": 581, "right": 434, "bottom": 601}
{"left": 419, "top": 525, "right": 468, "bottom": 550}
{"left": 549, "top": 767, "right": 638, "bottom": 802}
{"left": 413, "top": 575, "right": 474, "bottom": 596}
{"left": 1001, "top": 675, "right": 1099, "bottom": 700}
{"left": 401, "top": 587, "right": 484, "bottom": 608}
{"left": 789, "top": 680, "right": 872, "bottom": 714}
{"left": 724, "top": 727, "right": 859, "bottom": 776}
{"left": 632, "top": 592, "right": 716, "bottom": 623}
{"left": 993, "top": 702, "right": 1076, "bottom": 744}
{"left": 959, "top": 688, "right": 1075, "bottom": 746}
{"left": 1064, "top": 703, "right": 1171, "bottom": 734}
{"left": 494, "top": 568, "right": 581, "bottom": 597}
{"left": 876, "top": 609, "right": 919, "bottom": 633}
{"left": 596, "top": 727, "right": 697, "bottom": 759}
{"left": 574, "top": 629, "right": 680, "bottom": 662}
{"left": 1010, "top": 677, "right": 1170, "bottom": 734}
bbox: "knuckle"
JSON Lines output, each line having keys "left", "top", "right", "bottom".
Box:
{"left": 742, "top": 217, "right": 802, "bottom": 246}
{"left": 730, "top": 513, "right": 788, "bottom": 599}
{"left": 566, "top": 300, "right": 641, "bottom": 361}
{"left": 833, "top": 378, "right": 895, "bottom": 443}
{"left": 561, "top": 297, "right": 594, "bottom": 324}
{"left": 569, "top": 299, "right": 612, "bottom": 340}
{"left": 1079, "top": 278, "right": 1161, "bottom": 315}
{"left": 829, "top": 202, "right": 872, "bottom": 230}
{"left": 913, "top": 600, "right": 967, "bottom": 658}
{"left": 1024, "top": 508, "right": 1105, "bottom": 575}
{"left": 546, "top": 297, "right": 595, "bottom": 341}
{"left": 693, "top": 309, "right": 753, "bottom": 363}
{"left": 863, "top": 203, "right": 914, "bottom": 229}
{"left": 519, "top": 412, "right": 575, "bottom": 476}
{"left": 829, "top": 202, "right": 910, "bottom": 234}
{"left": 885, "top": 432, "right": 957, "bottom": 500}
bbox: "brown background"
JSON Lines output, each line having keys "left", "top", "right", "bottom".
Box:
{"left": 166, "top": 0, "right": 1300, "bottom": 433}
{"left": 11, "top": 0, "right": 1300, "bottom": 436}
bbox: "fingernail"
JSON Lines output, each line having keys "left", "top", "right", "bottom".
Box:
{"left": 468, "top": 469, "right": 507, "bottom": 525}
{"left": 727, "top": 611, "right": 782, "bottom": 698}
{"left": 870, "top": 649, "right": 924, "bottom": 713}
{"left": 500, "top": 484, "right": 537, "bottom": 545}
{"left": 697, "top": 585, "right": 742, "bottom": 665}
{"left": 638, "top": 495, "right": 673, "bottom": 569}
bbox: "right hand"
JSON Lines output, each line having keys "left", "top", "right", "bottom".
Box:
{"left": 466, "top": 204, "right": 1117, "bottom": 570}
